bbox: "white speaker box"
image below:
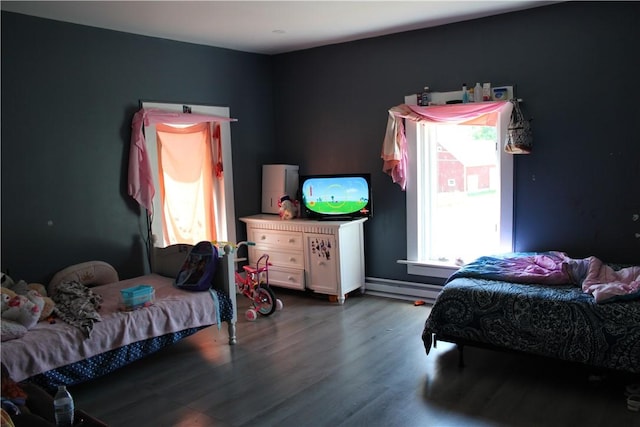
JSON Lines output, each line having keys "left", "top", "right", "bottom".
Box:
{"left": 262, "top": 164, "right": 299, "bottom": 214}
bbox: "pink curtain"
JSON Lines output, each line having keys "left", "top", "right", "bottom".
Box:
{"left": 128, "top": 108, "right": 236, "bottom": 213}
{"left": 156, "top": 122, "right": 217, "bottom": 244}
{"left": 381, "top": 101, "right": 513, "bottom": 190}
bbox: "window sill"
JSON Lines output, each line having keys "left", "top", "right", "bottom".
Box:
{"left": 397, "top": 260, "right": 458, "bottom": 279}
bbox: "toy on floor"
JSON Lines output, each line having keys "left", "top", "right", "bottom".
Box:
{"left": 213, "top": 241, "right": 283, "bottom": 321}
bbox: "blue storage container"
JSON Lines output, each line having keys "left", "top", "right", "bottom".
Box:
{"left": 120, "top": 285, "right": 155, "bottom": 311}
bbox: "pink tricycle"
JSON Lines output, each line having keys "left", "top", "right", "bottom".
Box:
{"left": 214, "top": 241, "right": 283, "bottom": 321}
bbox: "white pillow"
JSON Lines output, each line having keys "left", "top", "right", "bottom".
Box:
{"left": 48, "top": 261, "right": 119, "bottom": 296}
{"left": 1, "top": 319, "right": 28, "bottom": 342}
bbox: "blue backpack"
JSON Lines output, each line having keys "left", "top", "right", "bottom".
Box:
{"left": 175, "top": 241, "right": 219, "bottom": 291}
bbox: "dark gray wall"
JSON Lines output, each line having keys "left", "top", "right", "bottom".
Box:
{"left": 1, "top": 12, "right": 276, "bottom": 283}
{"left": 273, "top": 1, "right": 640, "bottom": 283}
{"left": 2, "top": 2, "right": 639, "bottom": 287}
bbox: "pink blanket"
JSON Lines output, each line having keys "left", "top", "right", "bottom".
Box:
{"left": 449, "top": 252, "right": 640, "bottom": 303}
{"left": 575, "top": 256, "right": 640, "bottom": 303}
{"left": 1, "top": 274, "right": 224, "bottom": 382}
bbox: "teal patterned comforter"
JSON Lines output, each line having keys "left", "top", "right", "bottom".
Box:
{"left": 422, "top": 276, "right": 640, "bottom": 373}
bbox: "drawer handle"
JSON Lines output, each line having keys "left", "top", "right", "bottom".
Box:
{"left": 287, "top": 276, "right": 294, "bottom": 281}
{"left": 260, "top": 235, "right": 266, "bottom": 240}
{"left": 288, "top": 238, "right": 295, "bottom": 243}
{"left": 289, "top": 257, "right": 296, "bottom": 262}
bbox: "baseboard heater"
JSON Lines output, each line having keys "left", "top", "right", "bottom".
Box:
{"left": 364, "top": 277, "right": 443, "bottom": 303}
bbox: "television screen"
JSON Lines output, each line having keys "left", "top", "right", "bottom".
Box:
{"left": 299, "top": 173, "right": 372, "bottom": 220}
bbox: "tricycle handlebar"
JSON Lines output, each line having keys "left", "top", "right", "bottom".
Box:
{"left": 212, "top": 240, "right": 255, "bottom": 253}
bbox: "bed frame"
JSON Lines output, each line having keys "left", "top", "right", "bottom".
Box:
{"left": 151, "top": 243, "right": 238, "bottom": 344}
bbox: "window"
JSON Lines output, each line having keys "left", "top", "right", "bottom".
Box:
{"left": 136, "top": 102, "right": 237, "bottom": 248}
{"left": 402, "top": 98, "right": 514, "bottom": 279}
{"left": 155, "top": 122, "right": 217, "bottom": 245}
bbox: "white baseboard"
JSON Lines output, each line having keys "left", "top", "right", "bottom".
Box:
{"left": 364, "top": 277, "right": 442, "bottom": 303}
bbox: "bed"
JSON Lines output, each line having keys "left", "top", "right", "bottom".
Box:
{"left": 421, "top": 252, "right": 640, "bottom": 374}
{"left": 0, "top": 243, "right": 238, "bottom": 391}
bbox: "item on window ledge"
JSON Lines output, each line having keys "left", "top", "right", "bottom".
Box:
{"left": 420, "top": 86, "right": 430, "bottom": 106}
{"left": 505, "top": 99, "right": 533, "bottom": 154}
{"left": 492, "top": 87, "right": 508, "bottom": 101}
{"left": 474, "top": 83, "right": 483, "bottom": 102}
{"left": 461, "top": 83, "right": 469, "bottom": 103}
{"left": 482, "top": 83, "right": 491, "bottom": 101}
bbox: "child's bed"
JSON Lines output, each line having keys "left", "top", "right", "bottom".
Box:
{"left": 421, "top": 252, "right": 640, "bottom": 374}
{"left": 1, "top": 243, "right": 238, "bottom": 390}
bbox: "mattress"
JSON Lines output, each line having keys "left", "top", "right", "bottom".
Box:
{"left": 1, "top": 273, "right": 232, "bottom": 383}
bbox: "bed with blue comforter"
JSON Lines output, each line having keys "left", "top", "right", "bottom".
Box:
{"left": 422, "top": 252, "right": 640, "bottom": 373}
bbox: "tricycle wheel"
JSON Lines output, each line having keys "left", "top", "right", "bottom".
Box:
{"left": 245, "top": 308, "right": 257, "bottom": 321}
{"left": 254, "top": 283, "right": 277, "bottom": 316}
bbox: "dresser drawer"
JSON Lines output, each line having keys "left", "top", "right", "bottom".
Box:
{"left": 267, "top": 266, "right": 305, "bottom": 290}
{"left": 249, "top": 247, "right": 304, "bottom": 269}
{"left": 249, "top": 229, "right": 303, "bottom": 250}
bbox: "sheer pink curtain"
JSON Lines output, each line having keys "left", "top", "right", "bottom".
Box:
{"left": 156, "top": 122, "right": 217, "bottom": 245}
{"left": 128, "top": 108, "right": 235, "bottom": 213}
{"left": 381, "top": 101, "right": 513, "bottom": 190}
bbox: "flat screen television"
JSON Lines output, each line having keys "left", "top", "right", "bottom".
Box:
{"left": 299, "top": 173, "right": 372, "bottom": 220}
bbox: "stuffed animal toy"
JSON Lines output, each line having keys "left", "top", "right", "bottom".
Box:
{"left": 1, "top": 293, "right": 11, "bottom": 312}
{"left": 1, "top": 291, "right": 44, "bottom": 341}
{"left": 278, "top": 194, "right": 299, "bottom": 220}
{"left": 1, "top": 286, "right": 17, "bottom": 300}
{"left": 26, "top": 283, "right": 54, "bottom": 321}
{"left": 0, "top": 274, "right": 55, "bottom": 322}
{"left": 2, "top": 292, "right": 44, "bottom": 329}
{"left": 1, "top": 289, "right": 29, "bottom": 341}
{"left": 1, "top": 273, "right": 31, "bottom": 296}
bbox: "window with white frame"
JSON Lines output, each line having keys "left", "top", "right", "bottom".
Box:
{"left": 138, "top": 102, "right": 237, "bottom": 248}
{"left": 400, "top": 97, "right": 514, "bottom": 279}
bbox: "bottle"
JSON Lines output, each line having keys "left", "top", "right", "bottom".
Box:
{"left": 53, "top": 385, "right": 74, "bottom": 427}
{"left": 421, "top": 86, "right": 430, "bottom": 106}
{"left": 468, "top": 87, "right": 475, "bottom": 102}
{"left": 462, "top": 83, "right": 469, "bottom": 103}
{"left": 482, "top": 83, "right": 491, "bottom": 101}
{"left": 474, "top": 83, "right": 483, "bottom": 102}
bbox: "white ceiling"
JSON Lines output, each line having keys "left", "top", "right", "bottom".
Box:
{"left": 1, "top": 1, "right": 557, "bottom": 55}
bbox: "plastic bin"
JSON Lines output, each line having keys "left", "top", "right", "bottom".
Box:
{"left": 120, "top": 285, "right": 155, "bottom": 311}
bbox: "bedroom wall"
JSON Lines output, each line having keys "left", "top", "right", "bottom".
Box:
{"left": 272, "top": 1, "right": 640, "bottom": 284}
{"left": 1, "top": 12, "right": 276, "bottom": 283}
{"left": 2, "top": 2, "right": 639, "bottom": 288}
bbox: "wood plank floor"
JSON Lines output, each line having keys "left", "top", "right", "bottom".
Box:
{"left": 72, "top": 289, "right": 639, "bottom": 427}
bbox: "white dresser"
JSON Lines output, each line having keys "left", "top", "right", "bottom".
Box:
{"left": 240, "top": 214, "right": 367, "bottom": 304}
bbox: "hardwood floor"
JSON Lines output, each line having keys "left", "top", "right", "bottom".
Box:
{"left": 72, "top": 290, "right": 639, "bottom": 427}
